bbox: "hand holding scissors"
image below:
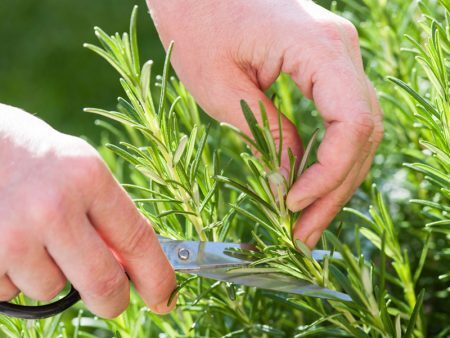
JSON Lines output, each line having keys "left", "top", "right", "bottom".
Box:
{"left": 0, "top": 236, "right": 350, "bottom": 320}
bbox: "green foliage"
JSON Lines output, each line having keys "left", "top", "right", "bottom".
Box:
{"left": 1, "top": 1, "right": 449, "bottom": 337}
{"left": 0, "top": 0, "right": 165, "bottom": 142}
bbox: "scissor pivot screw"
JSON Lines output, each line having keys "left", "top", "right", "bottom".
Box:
{"left": 178, "top": 248, "right": 190, "bottom": 261}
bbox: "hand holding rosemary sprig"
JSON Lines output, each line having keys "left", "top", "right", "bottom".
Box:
{"left": 149, "top": 0, "right": 384, "bottom": 248}
{"left": 217, "top": 101, "right": 425, "bottom": 337}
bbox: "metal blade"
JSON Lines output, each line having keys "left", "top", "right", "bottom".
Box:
{"left": 193, "top": 267, "right": 352, "bottom": 302}
{"left": 158, "top": 236, "right": 343, "bottom": 271}
{"left": 159, "top": 238, "right": 252, "bottom": 271}
{"left": 158, "top": 236, "right": 349, "bottom": 300}
{"left": 311, "top": 250, "right": 342, "bottom": 260}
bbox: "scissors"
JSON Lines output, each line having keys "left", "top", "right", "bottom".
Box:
{"left": 0, "top": 236, "right": 351, "bottom": 320}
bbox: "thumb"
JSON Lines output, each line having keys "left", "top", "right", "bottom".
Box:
{"left": 206, "top": 78, "right": 303, "bottom": 176}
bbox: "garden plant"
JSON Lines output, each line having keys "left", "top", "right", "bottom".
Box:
{"left": 0, "top": 0, "right": 449, "bottom": 337}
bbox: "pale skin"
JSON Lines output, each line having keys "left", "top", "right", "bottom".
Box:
{"left": 0, "top": 0, "right": 383, "bottom": 317}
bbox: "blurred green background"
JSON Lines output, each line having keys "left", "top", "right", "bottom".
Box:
{"left": 0, "top": 0, "right": 164, "bottom": 143}
{"left": 0, "top": 0, "right": 336, "bottom": 144}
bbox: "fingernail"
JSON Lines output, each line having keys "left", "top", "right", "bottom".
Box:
{"left": 287, "top": 196, "right": 315, "bottom": 212}
{"left": 153, "top": 301, "right": 175, "bottom": 315}
{"left": 153, "top": 293, "right": 178, "bottom": 314}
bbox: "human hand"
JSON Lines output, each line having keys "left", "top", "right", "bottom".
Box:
{"left": 148, "top": 0, "right": 383, "bottom": 247}
{"left": 0, "top": 104, "right": 176, "bottom": 317}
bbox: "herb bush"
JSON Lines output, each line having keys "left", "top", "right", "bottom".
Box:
{"left": 0, "top": 0, "right": 448, "bottom": 337}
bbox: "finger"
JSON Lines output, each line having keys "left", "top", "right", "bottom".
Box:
{"left": 294, "top": 89, "right": 382, "bottom": 248}
{"left": 8, "top": 245, "right": 66, "bottom": 301}
{"left": 293, "top": 160, "right": 364, "bottom": 248}
{"left": 297, "top": 133, "right": 380, "bottom": 248}
{"left": 45, "top": 216, "right": 130, "bottom": 318}
{"left": 286, "top": 57, "right": 374, "bottom": 212}
{"left": 0, "top": 275, "right": 19, "bottom": 301}
{"left": 85, "top": 161, "right": 176, "bottom": 314}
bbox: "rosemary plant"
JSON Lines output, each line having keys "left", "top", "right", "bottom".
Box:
{"left": 0, "top": 1, "right": 448, "bottom": 337}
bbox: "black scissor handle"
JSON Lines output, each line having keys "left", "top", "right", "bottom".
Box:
{"left": 0, "top": 286, "right": 80, "bottom": 320}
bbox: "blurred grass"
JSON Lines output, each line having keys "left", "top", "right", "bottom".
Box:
{"left": 0, "top": 0, "right": 164, "bottom": 143}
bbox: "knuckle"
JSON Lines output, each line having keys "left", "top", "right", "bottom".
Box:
{"left": 120, "top": 217, "right": 154, "bottom": 258}
{"left": 27, "top": 190, "right": 65, "bottom": 226}
{"left": 63, "top": 139, "right": 106, "bottom": 186}
{"left": 327, "top": 169, "right": 347, "bottom": 188}
{"left": 314, "top": 18, "right": 360, "bottom": 58}
{"left": 373, "top": 127, "right": 384, "bottom": 145}
{"left": 314, "top": 163, "right": 345, "bottom": 190}
{"left": 351, "top": 113, "right": 375, "bottom": 140}
{"left": 309, "top": 21, "right": 347, "bottom": 61}
{"left": 3, "top": 229, "right": 30, "bottom": 260}
{"left": 37, "top": 277, "right": 66, "bottom": 302}
{"left": 319, "top": 20, "right": 344, "bottom": 44}
{"left": 340, "top": 19, "right": 359, "bottom": 43}
{"left": 372, "top": 118, "right": 385, "bottom": 145}
{"left": 90, "top": 269, "right": 127, "bottom": 300}
{"left": 71, "top": 155, "right": 104, "bottom": 186}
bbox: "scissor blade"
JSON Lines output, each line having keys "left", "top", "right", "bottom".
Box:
{"left": 158, "top": 236, "right": 350, "bottom": 301}
{"left": 193, "top": 267, "right": 352, "bottom": 302}
{"left": 159, "top": 239, "right": 252, "bottom": 271}
{"left": 311, "top": 250, "right": 342, "bottom": 260}
{"left": 158, "top": 235, "right": 343, "bottom": 270}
